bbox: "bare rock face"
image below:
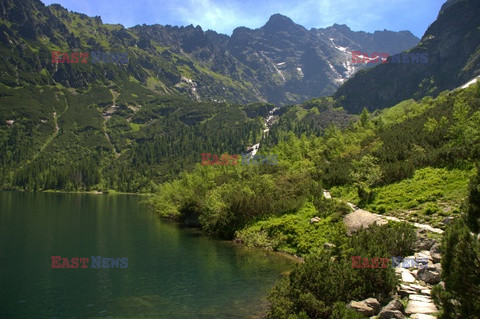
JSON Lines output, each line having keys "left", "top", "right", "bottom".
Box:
{"left": 333, "top": 0, "right": 480, "bottom": 113}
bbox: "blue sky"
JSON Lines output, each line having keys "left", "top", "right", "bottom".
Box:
{"left": 40, "top": 0, "right": 446, "bottom": 38}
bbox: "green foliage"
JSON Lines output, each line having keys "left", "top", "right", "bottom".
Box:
{"left": 359, "top": 107, "right": 370, "bottom": 127}
{"left": 0, "top": 85, "right": 270, "bottom": 192}
{"left": 146, "top": 135, "right": 317, "bottom": 239}
{"left": 236, "top": 201, "right": 348, "bottom": 256}
{"left": 465, "top": 164, "right": 480, "bottom": 232}
{"left": 267, "top": 223, "right": 415, "bottom": 318}
{"left": 335, "top": 167, "right": 471, "bottom": 227}
{"left": 432, "top": 219, "right": 480, "bottom": 318}
{"left": 330, "top": 302, "right": 365, "bottom": 319}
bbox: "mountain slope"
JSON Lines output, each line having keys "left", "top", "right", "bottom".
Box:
{"left": 0, "top": 0, "right": 419, "bottom": 105}
{"left": 333, "top": 0, "right": 480, "bottom": 113}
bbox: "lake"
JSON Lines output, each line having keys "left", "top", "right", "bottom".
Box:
{"left": 0, "top": 191, "right": 294, "bottom": 318}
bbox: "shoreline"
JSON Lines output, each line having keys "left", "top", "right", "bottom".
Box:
{"left": 0, "top": 188, "right": 149, "bottom": 196}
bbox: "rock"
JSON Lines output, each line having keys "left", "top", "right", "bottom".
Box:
{"left": 405, "top": 300, "right": 438, "bottom": 314}
{"left": 349, "top": 300, "right": 375, "bottom": 316}
{"left": 414, "top": 223, "right": 444, "bottom": 234}
{"left": 364, "top": 298, "right": 381, "bottom": 314}
{"left": 409, "top": 294, "right": 433, "bottom": 303}
{"left": 417, "top": 268, "right": 441, "bottom": 284}
{"left": 398, "top": 284, "right": 417, "bottom": 298}
{"left": 421, "top": 289, "right": 431, "bottom": 295}
{"left": 378, "top": 309, "right": 405, "bottom": 319}
{"left": 426, "top": 261, "right": 436, "bottom": 270}
{"left": 415, "top": 237, "right": 436, "bottom": 251}
{"left": 398, "top": 289, "right": 416, "bottom": 298}
{"left": 385, "top": 299, "right": 405, "bottom": 312}
{"left": 431, "top": 253, "right": 442, "bottom": 263}
{"left": 409, "top": 284, "right": 424, "bottom": 291}
{"left": 400, "top": 269, "right": 416, "bottom": 283}
{"left": 310, "top": 216, "right": 321, "bottom": 224}
{"left": 442, "top": 216, "right": 454, "bottom": 225}
{"left": 343, "top": 209, "right": 388, "bottom": 236}
{"left": 429, "top": 243, "right": 442, "bottom": 263}
{"left": 378, "top": 299, "right": 405, "bottom": 318}
{"left": 410, "top": 314, "right": 437, "bottom": 319}
{"left": 416, "top": 251, "right": 431, "bottom": 259}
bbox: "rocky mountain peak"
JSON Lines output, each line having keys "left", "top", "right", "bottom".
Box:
{"left": 262, "top": 13, "right": 302, "bottom": 33}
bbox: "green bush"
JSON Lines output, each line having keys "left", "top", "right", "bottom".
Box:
{"left": 331, "top": 302, "right": 365, "bottom": 319}
{"left": 267, "top": 223, "right": 415, "bottom": 318}
{"left": 432, "top": 219, "right": 480, "bottom": 318}
{"left": 423, "top": 202, "right": 439, "bottom": 216}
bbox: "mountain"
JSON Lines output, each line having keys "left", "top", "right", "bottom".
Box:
{"left": 0, "top": 0, "right": 419, "bottom": 105}
{"left": 333, "top": 0, "right": 480, "bottom": 113}
{"left": 225, "top": 15, "right": 419, "bottom": 104}
{"left": 0, "top": 0, "right": 419, "bottom": 192}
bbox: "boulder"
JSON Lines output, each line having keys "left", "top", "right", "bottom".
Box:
{"left": 415, "top": 237, "right": 436, "bottom": 251}
{"left": 384, "top": 299, "right": 405, "bottom": 313}
{"left": 417, "top": 268, "right": 441, "bottom": 284}
{"left": 429, "top": 243, "right": 442, "bottom": 263}
{"left": 310, "top": 217, "right": 321, "bottom": 224}
{"left": 364, "top": 298, "right": 381, "bottom": 314}
{"left": 348, "top": 300, "right": 375, "bottom": 316}
{"left": 343, "top": 209, "right": 387, "bottom": 236}
{"left": 378, "top": 299, "right": 405, "bottom": 319}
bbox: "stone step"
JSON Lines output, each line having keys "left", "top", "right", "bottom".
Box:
{"left": 405, "top": 300, "right": 438, "bottom": 314}
{"left": 409, "top": 294, "right": 433, "bottom": 303}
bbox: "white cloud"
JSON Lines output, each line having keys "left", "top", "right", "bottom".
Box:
{"left": 171, "top": 0, "right": 264, "bottom": 34}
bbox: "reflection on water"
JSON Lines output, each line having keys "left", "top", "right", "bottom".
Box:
{"left": 0, "top": 191, "right": 294, "bottom": 318}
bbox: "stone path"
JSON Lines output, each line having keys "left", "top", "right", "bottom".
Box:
{"left": 322, "top": 191, "right": 442, "bottom": 318}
